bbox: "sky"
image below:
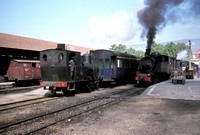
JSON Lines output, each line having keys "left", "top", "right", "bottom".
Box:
{"left": 0, "top": 0, "right": 200, "bottom": 50}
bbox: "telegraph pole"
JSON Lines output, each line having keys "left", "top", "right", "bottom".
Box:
{"left": 189, "top": 40, "right": 192, "bottom": 70}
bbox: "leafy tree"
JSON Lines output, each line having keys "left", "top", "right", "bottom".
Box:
{"left": 110, "top": 44, "right": 117, "bottom": 51}
{"left": 109, "top": 44, "right": 145, "bottom": 56}
{"left": 151, "top": 42, "right": 165, "bottom": 54}
{"left": 135, "top": 50, "right": 145, "bottom": 56}
{"left": 109, "top": 42, "right": 188, "bottom": 57}
{"left": 117, "top": 44, "right": 127, "bottom": 53}
{"left": 163, "top": 42, "right": 177, "bottom": 57}
{"left": 163, "top": 42, "right": 189, "bottom": 57}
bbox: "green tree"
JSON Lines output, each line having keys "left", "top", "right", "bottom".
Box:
{"left": 135, "top": 50, "right": 145, "bottom": 56}
{"left": 163, "top": 42, "right": 177, "bottom": 57}
{"left": 109, "top": 44, "right": 117, "bottom": 51}
{"left": 151, "top": 42, "right": 165, "bottom": 54}
{"left": 109, "top": 44, "right": 145, "bottom": 56}
{"left": 116, "top": 44, "right": 127, "bottom": 53}
{"left": 110, "top": 42, "right": 188, "bottom": 58}
{"left": 163, "top": 42, "right": 189, "bottom": 57}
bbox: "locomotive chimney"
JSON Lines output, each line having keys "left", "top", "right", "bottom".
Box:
{"left": 57, "top": 44, "right": 65, "bottom": 50}
{"left": 145, "top": 48, "right": 151, "bottom": 57}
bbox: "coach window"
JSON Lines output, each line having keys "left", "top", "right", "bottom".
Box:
{"left": 99, "top": 59, "right": 103, "bottom": 69}
{"left": 117, "top": 59, "right": 122, "bottom": 68}
{"left": 105, "top": 59, "right": 109, "bottom": 69}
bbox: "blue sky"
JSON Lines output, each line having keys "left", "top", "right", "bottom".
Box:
{"left": 0, "top": 0, "right": 200, "bottom": 50}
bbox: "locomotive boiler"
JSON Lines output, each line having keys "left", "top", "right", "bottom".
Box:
{"left": 40, "top": 44, "right": 99, "bottom": 95}
{"left": 135, "top": 52, "right": 174, "bottom": 85}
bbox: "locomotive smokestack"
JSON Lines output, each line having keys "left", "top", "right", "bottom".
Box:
{"left": 145, "top": 49, "right": 151, "bottom": 57}
{"left": 57, "top": 44, "right": 65, "bottom": 50}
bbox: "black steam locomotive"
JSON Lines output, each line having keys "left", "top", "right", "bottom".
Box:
{"left": 40, "top": 44, "right": 99, "bottom": 95}
{"left": 135, "top": 52, "right": 176, "bottom": 85}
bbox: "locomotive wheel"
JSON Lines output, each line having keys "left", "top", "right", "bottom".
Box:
{"left": 49, "top": 89, "right": 56, "bottom": 94}
{"left": 49, "top": 86, "right": 56, "bottom": 95}
{"left": 61, "top": 88, "right": 68, "bottom": 95}
{"left": 86, "top": 83, "right": 92, "bottom": 93}
{"left": 61, "top": 88, "right": 74, "bottom": 96}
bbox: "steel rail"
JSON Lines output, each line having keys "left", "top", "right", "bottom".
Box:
{"left": 0, "top": 87, "right": 144, "bottom": 134}
{"left": 23, "top": 88, "right": 145, "bottom": 135}
{"left": 0, "top": 97, "right": 59, "bottom": 112}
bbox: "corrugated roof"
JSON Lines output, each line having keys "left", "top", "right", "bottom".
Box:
{"left": 0, "top": 33, "right": 94, "bottom": 54}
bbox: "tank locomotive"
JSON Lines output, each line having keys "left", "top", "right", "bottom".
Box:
{"left": 135, "top": 52, "right": 174, "bottom": 85}
{"left": 40, "top": 44, "right": 99, "bottom": 95}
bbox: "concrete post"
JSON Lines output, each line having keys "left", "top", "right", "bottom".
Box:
{"left": 189, "top": 40, "right": 192, "bottom": 70}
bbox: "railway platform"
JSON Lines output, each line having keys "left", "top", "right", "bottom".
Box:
{"left": 0, "top": 87, "right": 46, "bottom": 105}
{"left": 0, "top": 82, "right": 15, "bottom": 89}
{"left": 142, "top": 76, "right": 200, "bottom": 100}
{"left": 58, "top": 77, "right": 200, "bottom": 135}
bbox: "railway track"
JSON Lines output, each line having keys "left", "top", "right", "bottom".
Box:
{"left": 0, "top": 87, "right": 145, "bottom": 135}
{"left": 0, "top": 97, "right": 60, "bottom": 112}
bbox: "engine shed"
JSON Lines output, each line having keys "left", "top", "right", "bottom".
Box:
{"left": 0, "top": 33, "right": 93, "bottom": 81}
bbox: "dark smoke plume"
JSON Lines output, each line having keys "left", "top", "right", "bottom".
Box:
{"left": 137, "top": 0, "right": 185, "bottom": 56}
{"left": 137, "top": 0, "right": 200, "bottom": 56}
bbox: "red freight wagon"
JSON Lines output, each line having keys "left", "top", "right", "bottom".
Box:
{"left": 6, "top": 59, "right": 41, "bottom": 84}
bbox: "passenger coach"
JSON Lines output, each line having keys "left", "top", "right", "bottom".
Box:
{"left": 90, "top": 50, "right": 141, "bottom": 83}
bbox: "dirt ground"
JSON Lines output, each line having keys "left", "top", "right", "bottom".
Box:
{"left": 53, "top": 96, "right": 200, "bottom": 135}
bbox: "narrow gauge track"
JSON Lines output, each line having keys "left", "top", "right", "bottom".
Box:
{"left": 0, "top": 97, "right": 60, "bottom": 112}
{"left": 0, "top": 87, "right": 145, "bottom": 135}
{"left": 0, "top": 85, "right": 41, "bottom": 94}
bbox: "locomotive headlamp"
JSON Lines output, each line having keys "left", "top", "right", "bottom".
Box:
{"left": 147, "top": 74, "right": 151, "bottom": 77}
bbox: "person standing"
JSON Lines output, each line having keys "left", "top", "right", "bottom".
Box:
{"left": 69, "top": 57, "right": 75, "bottom": 79}
{"left": 197, "top": 66, "right": 200, "bottom": 78}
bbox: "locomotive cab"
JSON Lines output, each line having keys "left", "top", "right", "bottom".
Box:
{"left": 40, "top": 44, "right": 99, "bottom": 95}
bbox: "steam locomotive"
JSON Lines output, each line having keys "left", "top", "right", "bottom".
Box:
{"left": 40, "top": 44, "right": 99, "bottom": 95}
{"left": 135, "top": 52, "right": 177, "bottom": 85}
